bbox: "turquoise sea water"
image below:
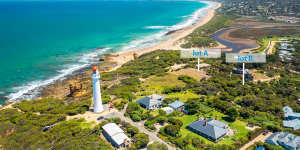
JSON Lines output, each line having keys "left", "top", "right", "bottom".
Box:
{"left": 0, "top": 0, "right": 208, "bottom": 104}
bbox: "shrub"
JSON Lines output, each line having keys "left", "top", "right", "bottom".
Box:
{"left": 168, "top": 118, "right": 183, "bottom": 127}
{"left": 133, "top": 133, "right": 149, "bottom": 149}
{"left": 131, "top": 113, "right": 141, "bottom": 122}
{"left": 147, "top": 142, "right": 168, "bottom": 150}
{"left": 162, "top": 86, "right": 183, "bottom": 94}
{"left": 178, "top": 75, "right": 196, "bottom": 84}
{"left": 164, "top": 125, "right": 179, "bottom": 137}
{"left": 163, "top": 98, "right": 177, "bottom": 104}
{"left": 102, "top": 94, "right": 111, "bottom": 104}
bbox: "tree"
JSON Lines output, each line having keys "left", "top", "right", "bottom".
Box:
{"left": 133, "top": 133, "right": 149, "bottom": 149}
{"left": 164, "top": 125, "right": 179, "bottom": 137}
{"left": 192, "top": 137, "right": 204, "bottom": 148}
{"left": 226, "top": 107, "right": 239, "bottom": 121}
{"left": 131, "top": 113, "right": 141, "bottom": 122}
{"left": 168, "top": 118, "right": 183, "bottom": 127}
{"left": 185, "top": 99, "right": 200, "bottom": 115}
{"left": 157, "top": 116, "right": 168, "bottom": 125}
{"left": 147, "top": 142, "right": 168, "bottom": 150}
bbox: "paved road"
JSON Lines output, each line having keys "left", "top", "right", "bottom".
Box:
{"left": 239, "top": 132, "right": 273, "bottom": 150}
{"left": 105, "top": 107, "right": 176, "bottom": 150}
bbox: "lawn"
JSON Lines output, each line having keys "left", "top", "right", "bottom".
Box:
{"left": 219, "top": 120, "right": 249, "bottom": 145}
{"left": 176, "top": 108, "right": 249, "bottom": 145}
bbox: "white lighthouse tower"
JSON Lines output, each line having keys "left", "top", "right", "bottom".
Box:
{"left": 92, "top": 66, "right": 104, "bottom": 113}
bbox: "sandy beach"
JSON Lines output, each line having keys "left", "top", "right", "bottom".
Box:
{"left": 108, "top": 1, "right": 221, "bottom": 71}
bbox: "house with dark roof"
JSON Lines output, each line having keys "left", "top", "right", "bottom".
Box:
{"left": 232, "top": 68, "right": 253, "bottom": 81}
{"left": 136, "top": 94, "right": 164, "bottom": 110}
{"left": 168, "top": 100, "right": 184, "bottom": 111}
{"left": 283, "top": 106, "right": 300, "bottom": 130}
{"left": 265, "top": 132, "right": 300, "bottom": 150}
{"left": 187, "top": 118, "right": 229, "bottom": 141}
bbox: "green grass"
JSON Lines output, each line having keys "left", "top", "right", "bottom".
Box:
{"left": 80, "top": 121, "right": 95, "bottom": 129}
{"left": 137, "top": 74, "right": 185, "bottom": 97}
{"left": 220, "top": 120, "right": 248, "bottom": 145}
{"left": 166, "top": 90, "right": 202, "bottom": 102}
{"left": 176, "top": 109, "right": 249, "bottom": 145}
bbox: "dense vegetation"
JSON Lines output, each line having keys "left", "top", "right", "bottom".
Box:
{"left": 0, "top": 109, "right": 112, "bottom": 150}
{"left": 292, "top": 40, "right": 300, "bottom": 71}
{"left": 13, "top": 97, "right": 90, "bottom": 115}
{"left": 125, "top": 102, "right": 149, "bottom": 122}
{"left": 181, "top": 14, "right": 236, "bottom": 48}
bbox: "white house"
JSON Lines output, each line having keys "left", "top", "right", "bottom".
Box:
{"left": 102, "top": 123, "right": 130, "bottom": 148}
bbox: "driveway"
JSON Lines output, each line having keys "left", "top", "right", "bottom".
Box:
{"left": 105, "top": 107, "right": 176, "bottom": 150}
{"left": 239, "top": 132, "right": 273, "bottom": 150}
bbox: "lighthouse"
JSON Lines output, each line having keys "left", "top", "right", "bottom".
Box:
{"left": 92, "top": 65, "right": 104, "bottom": 113}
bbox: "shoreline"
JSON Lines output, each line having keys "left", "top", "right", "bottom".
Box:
{"left": 1, "top": 1, "right": 221, "bottom": 107}
{"left": 108, "top": 1, "right": 221, "bottom": 71}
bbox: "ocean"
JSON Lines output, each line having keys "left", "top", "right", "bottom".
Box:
{"left": 0, "top": 0, "right": 209, "bottom": 105}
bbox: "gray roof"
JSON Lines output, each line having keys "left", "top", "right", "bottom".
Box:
{"left": 168, "top": 101, "right": 184, "bottom": 109}
{"left": 102, "top": 123, "right": 130, "bottom": 145}
{"left": 207, "top": 119, "right": 228, "bottom": 128}
{"left": 265, "top": 132, "right": 300, "bottom": 150}
{"left": 266, "top": 132, "right": 280, "bottom": 145}
{"left": 187, "top": 119, "right": 228, "bottom": 141}
{"left": 136, "top": 94, "right": 164, "bottom": 107}
{"left": 283, "top": 106, "right": 300, "bottom": 118}
{"left": 283, "top": 119, "right": 300, "bottom": 130}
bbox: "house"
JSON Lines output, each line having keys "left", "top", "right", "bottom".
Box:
{"left": 282, "top": 106, "right": 300, "bottom": 130}
{"left": 136, "top": 94, "right": 164, "bottom": 110}
{"left": 187, "top": 118, "right": 229, "bottom": 141}
{"left": 102, "top": 123, "right": 130, "bottom": 148}
{"left": 168, "top": 100, "right": 184, "bottom": 111}
{"left": 283, "top": 120, "right": 300, "bottom": 130}
{"left": 265, "top": 132, "right": 300, "bottom": 150}
{"left": 161, "top": 107, "right": 174, "bottom": 115}
{"left": 232, "top": 68, "right": 253, "bottom": 81}
{"left": 283, "top": 106, "right": 300, "bottom": 120}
